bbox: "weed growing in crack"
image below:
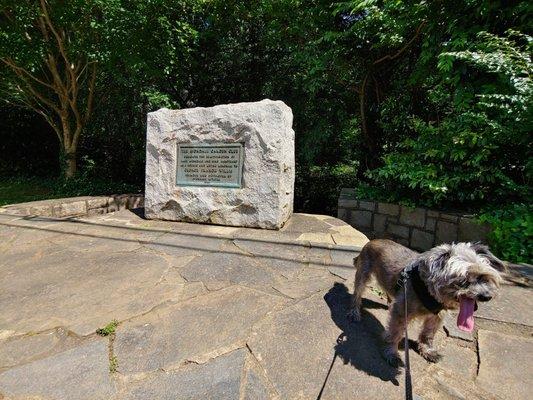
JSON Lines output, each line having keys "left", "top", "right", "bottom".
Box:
{"left": 96, "top": 319, "right": 119, "bottom": 336}
{"left": 109, "top": 355, "right": 119, "bottom": 373}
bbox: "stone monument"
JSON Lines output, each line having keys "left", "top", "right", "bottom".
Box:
{"left": 144, "top": 99, "right": 295, "bottom": 229}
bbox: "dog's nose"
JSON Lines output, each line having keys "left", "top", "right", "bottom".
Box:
{"left": 478, "top": 294, "right": 492, "bottom": 302}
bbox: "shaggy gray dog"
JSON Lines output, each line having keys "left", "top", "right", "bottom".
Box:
{"left": 347, "top": 239, "right": 505, "bottom": 366}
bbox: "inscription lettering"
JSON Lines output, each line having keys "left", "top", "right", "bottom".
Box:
{"left": 176, "top": 144, "right": 243, "bottom": 188}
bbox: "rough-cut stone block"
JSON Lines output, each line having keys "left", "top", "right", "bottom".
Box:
{"left": 52, "top": 201, "right": 87, "bottom": 217}
{"left": 439, "top": 213, "right": 459, "bottom": 223}
{"left": 130, "top": 195, "right": 144, "bottom": 208}
{"left": 338, "top": 198, "right": 357, "bottom": 208}
{"left": 86, "top": 197, "right": 109, "bottom": 210}
{"left": 435, "top": 220, "right": 458, "bottom": 244}
{"left": 399, "top": 206, "right": 426, "bottom": 228}
{"left": 358, "top": 200, "right": 376, "bottom": 211}
{"left": 87, "top": 208, "right": 106, "bottom": 216}
{"left": 373, "top": 214, "right": 387, "bottom": 233}
{"left": 425, "top": 217, "right": 437, "bottom": 232}
{"left": 387, "top": 223, "right": 409, "bottom": 239}
{"left": 458, "top": 217, "right": 491, "bottom": 242}
{"left": 337, "top": 208, "right": 348, "bottom": 220}
{"left": 378, "top": 202, "right": 399, "bottom": 216}
{"left": 427, "top": 210, "right": 439, "bottom": 218}
{"left": 349, "top": 210, "right": 372, "bottom": 229}
{"left": 145, "top": 100, "right": 295, "bottom": 229}
{"left": 410, "top": 229, "right": 434, "bottom": 251}
{"left": 29, "top": 204, "right": 53, "bottom": 217}
{"left": 339, "top": 188, "right": 356, "bottom": 198}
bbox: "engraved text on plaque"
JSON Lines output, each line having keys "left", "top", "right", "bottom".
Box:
{"left": 176, "top": 143, "right": 243, "bottom": 188}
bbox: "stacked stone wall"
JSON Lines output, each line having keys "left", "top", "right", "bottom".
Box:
{"left": 0, "top": 194, "right": 144, "bottom": 218}
{"left": 338, "top": 188, "right": 491, "bottom": 251}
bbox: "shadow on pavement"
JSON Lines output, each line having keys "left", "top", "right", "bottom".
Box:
{"left": 323, "top": 282, "right": 400, "bottom": 388}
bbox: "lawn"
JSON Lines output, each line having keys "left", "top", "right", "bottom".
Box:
{"left": 0, "top": 178, "right": 53, "bottom": 206}
{"left": 0, "top": 177, "right": 142, "bottom": 207}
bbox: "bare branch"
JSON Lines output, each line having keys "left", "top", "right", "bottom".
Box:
{"left": 373, "top": 21, "right": 427, "bottom": 66}
{"left": 39, "top": 0, "right": 78, "bottom": 93}
{"left": 1, "top": 58, "right": 55, "bottom": 90}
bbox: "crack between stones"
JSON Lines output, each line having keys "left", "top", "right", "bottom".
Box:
{"left": 244, "top": 343, "right": 281, "bottom": 400}
{"left": 475, "top": 335, "right": 481, "bottom": 377}
{"left": 231, "top": 240, "right": 256, "bottom": 257}
{"left": 238, "top": 349, "right": 251, "bottom": 400}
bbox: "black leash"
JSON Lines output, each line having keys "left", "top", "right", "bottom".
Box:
{"left": 401, "top": 269, "right": 413, "bottom": 400}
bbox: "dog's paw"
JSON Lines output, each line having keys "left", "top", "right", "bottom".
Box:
{"left": 346, "top": 309, "right": 361, "bottom": 322}
{"left": 383, "top": 349, "right": 404, "bottom": 368}
{"left": 420, "top": 348, "right": 442, "bottom": 363}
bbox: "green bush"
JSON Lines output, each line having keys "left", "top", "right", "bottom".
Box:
{"left": 295, "top": 163, "right": 358, "bottom": 215}
{"left": 478, "top": 204, "right": 533, "bottom": 264}
{"left": 0, "top": 176, "right": 141, "bottom": 207}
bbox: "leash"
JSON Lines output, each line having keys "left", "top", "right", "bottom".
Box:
{"left": 401, "top": 269, "right": 413, "bottom": 400}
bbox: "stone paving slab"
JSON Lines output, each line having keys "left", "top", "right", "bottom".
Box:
{"left": 0, "top": 248, "right": 204, "bottom": 336}
{"left": 475, "top": 282, "right": 533, "bottom": 327}
{"left": 477, "top": 330, "right": 533, "bottom": 400}
{"left": 0, "top": 327, "right": 83, "bottom": 372}
{"left": 118, "top": 349, "right": 247, "bottom": 400}
{"left": 0, "top": 207, "right": 531, "bottom": 400}
{"left": 114, "top": 286, "right": 286, "bottom": 373}
{"left": 0, "top": 339, "right": 116, "bottom": 400}
{"left": 179, "top": 252, "right": 282, "bottom": 293}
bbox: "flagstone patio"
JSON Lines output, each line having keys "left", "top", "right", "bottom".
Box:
{"left": 0, "top": 207, "right": 531, "bottom": 400}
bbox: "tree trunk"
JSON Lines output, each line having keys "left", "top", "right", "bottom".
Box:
{"left": 64, "top": 151, "right": 77, "bottom": 179}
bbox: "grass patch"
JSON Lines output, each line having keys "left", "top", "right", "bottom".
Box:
{"left": 96, "top": 319, "right": 119, "bottom": 336}
{"left": 0, "top": 176, "right": 141, "bottom": 207}
{"left": 0, "top": 178, "right": 52, "bottom": 206}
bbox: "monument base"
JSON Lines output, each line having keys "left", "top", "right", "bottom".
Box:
{"left": 144, "top": 99, "right": 295, "bottom": 229}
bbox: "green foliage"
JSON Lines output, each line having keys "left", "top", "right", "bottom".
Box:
{"left": 479, "top": 204, "right": 533, "bottom": 263}
{"left": 0, "top": 176, "right": 140, "bottom": 207}
{"left": 369, "top": 28, "right": 532, "bottom": 207}
{"left": 0, "top": 178, "right": 52, "bottom": 206}
{"left": 295, "top": 162, "right": 358, "bottom": 214}
{"left": 0, "top": 0, "right": 531, "bottom": 259}
{"left": 96, "top": 319, "right": 119, "bottom": 336}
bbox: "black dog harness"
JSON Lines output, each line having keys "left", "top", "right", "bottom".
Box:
{"left": 396, "top": 263, "right": 444, "bottom": 314}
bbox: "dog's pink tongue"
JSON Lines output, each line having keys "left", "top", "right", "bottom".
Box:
{"left": 457, "top": 297, "right": 476, "bottom": 332}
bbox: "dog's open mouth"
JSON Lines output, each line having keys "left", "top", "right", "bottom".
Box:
{"left": 457, "top": 296, "right": 478, "bottom": 332}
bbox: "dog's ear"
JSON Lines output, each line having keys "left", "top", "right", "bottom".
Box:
{"left": 424, "top": 245, "right": 451, "bottom": 272}
{"left": 432, "top": 248, "right": 451, "bottom": 270}
{"left": 471, "top": 243, "right": 507, "bottom": 272}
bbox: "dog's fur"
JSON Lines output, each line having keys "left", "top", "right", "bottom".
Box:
{"left": 347, "top": 239, "right": 505, "bottom": 366}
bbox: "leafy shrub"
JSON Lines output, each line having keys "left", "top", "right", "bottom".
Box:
{"left": 478, "top": 204, "right": 533, "bottom": 264}
{"left": 368, "top": 30, "right": 532, "bottom": 208}
{"left": 295, "top": 162, "right": 358, "bottom": 215}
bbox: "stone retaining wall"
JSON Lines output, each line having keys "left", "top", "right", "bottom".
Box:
{"left": 337, "top": 188, "right": 491, "bottom": 251}
{"left": 0, "top": 194, "right": 144, "bottom": 218}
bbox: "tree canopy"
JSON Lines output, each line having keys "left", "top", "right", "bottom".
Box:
{"left": 1, "top": 0, "right": 531, "bottom": 259}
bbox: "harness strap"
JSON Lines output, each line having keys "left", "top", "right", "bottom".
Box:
{"left": 397, "top": 263, "right": 443, "bottom": 315}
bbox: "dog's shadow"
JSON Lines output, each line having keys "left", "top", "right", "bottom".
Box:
{"left": 324, "top": 282, "right": 401, "bottom": 385}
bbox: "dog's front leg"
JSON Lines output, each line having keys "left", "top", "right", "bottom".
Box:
{"left": 418, "top": 313, "right": 443, "bottom": 363}
{"left": 383, "top": 301, "right": 405, "bottom": 367}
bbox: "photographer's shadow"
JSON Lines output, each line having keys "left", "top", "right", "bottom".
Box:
{"left": 324, "top": 282, "right": 400, "bottom": 385}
